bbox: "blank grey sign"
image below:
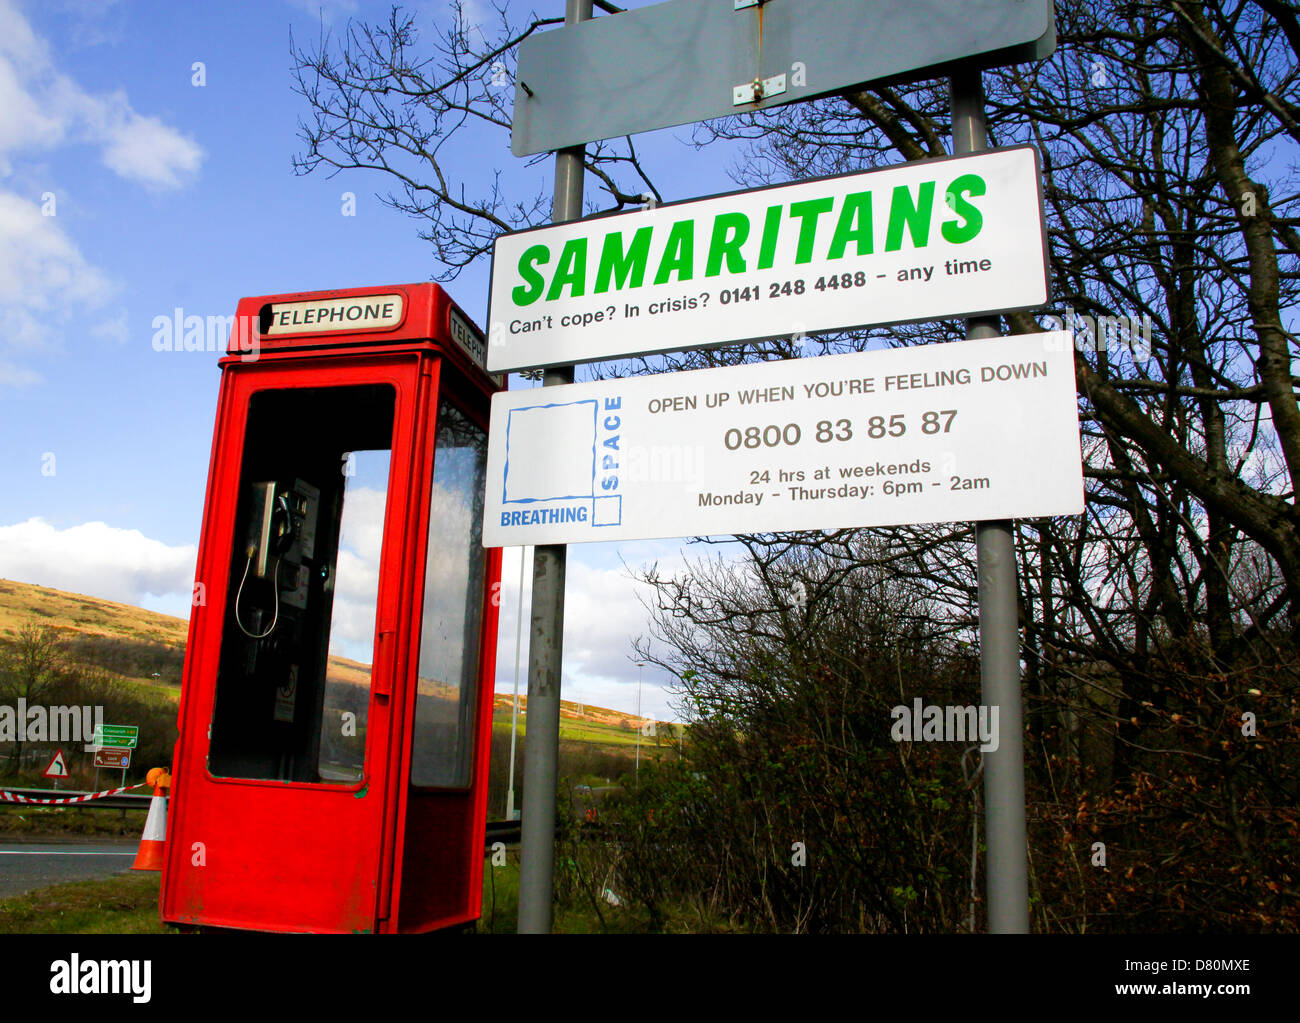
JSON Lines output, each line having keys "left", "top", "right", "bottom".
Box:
{"left": 511, "top": 0, "right": 1054, "bottom": 156}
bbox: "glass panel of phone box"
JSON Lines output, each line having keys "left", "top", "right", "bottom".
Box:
{"left": 410, "top": 396, "right": 487, "bottom": 789}
{"left": 209, "top": 383, "right": 394, "bottom": 784}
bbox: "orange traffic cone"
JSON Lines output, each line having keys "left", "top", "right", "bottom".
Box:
{"left": 131, "top": 767, "right": 170, "bottom": 871}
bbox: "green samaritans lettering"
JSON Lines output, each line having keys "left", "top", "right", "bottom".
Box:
{"left": 511, "top": 173, "right": 986, "bottom": 307}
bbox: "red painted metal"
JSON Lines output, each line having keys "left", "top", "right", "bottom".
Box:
{"left": 160, "top": 283, "right": 502, "bottom": 933}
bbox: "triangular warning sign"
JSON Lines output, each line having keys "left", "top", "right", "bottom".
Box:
{"left": 42, "top": 750, "right": 69, "bottom": 778}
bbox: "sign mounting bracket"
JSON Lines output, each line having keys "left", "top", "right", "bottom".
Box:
{"left": 733, "top": 72, "right": 787, "bottom": 106}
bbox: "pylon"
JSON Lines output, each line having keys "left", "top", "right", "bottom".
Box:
{"left": 131, "top": 767, "right": 171, "bottom": 871}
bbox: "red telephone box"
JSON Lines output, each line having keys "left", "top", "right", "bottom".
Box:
{"left": 160, "top": 283, "right": 503, "bottom": 933}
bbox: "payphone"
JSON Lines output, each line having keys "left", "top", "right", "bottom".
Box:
{"left": 161, "top": 284, "right": 503, "bottom": 933}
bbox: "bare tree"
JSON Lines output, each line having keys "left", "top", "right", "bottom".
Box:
{"left": 0, "top": 625, "right": 69, "bottom": 773}
{"left": 291, "top": 0, "right": 1300, "bottom": 929}
{"left": 291, "top": 1, "right": 663, "bottom": 278}
{"left": 671, "top": 0, "right": 1300, "bottom": 929}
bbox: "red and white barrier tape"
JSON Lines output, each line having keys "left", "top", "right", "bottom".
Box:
{"left": 0, "top": 785, "right": 145, "bottom": 806}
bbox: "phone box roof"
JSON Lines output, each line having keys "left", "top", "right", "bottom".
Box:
{"left": 223, "top": 282, "right": 497, "bottom": 385}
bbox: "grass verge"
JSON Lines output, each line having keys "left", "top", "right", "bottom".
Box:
{"left": 0, "top": 805, "right": 148, "bottom": 839}
{"left": 0, "top": 873, "right": 168, "bottom": 934}
{"left": 0, "top": 850, "right": 721, "bottom": 934}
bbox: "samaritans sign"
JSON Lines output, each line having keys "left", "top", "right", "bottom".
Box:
{"left": 486, "top": 146, "right": 1049, "bottom": 372}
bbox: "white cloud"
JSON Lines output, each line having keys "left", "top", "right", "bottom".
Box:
{"left": 490, "top": 544, "right": 696, "bottom": 720}
{"left": 46, "top": 0, "right": 127, "bottom": 51}
{"left": 0, "top": 359, "right": 40, "bottom": 388}
{"left": 90, "top": 93, "right": 203, "bottom": 191}
{"left": 327, "top": 484, "right": 387, "bottom": 662}
{"left": 0, "top": 304, "right": 52, "bottom": 353}
{"left": 0, "top": 518, "right": 197, "bottom": 610}
{"left": 0, "top": 0, "right": 202, "bottom": 189}
{"left": 0, "top": 53, "right": 62, "bottom": 167}
{"left": 0, "top": 190, "right": 116, "bottom": 383}
{"left": 562, "top": 559, "right": 655, "bottom": 677}
{"left": 0, "top": 0, "right": 202, "bottom": 385}
{"left": 89, "top": 307, "right": 128, "bottom": 344}
{"left": 0, "top": 1, "right": 52, "bottom": 74}
{"left": 0, "top": 191, "right": 112, "bottom": 309}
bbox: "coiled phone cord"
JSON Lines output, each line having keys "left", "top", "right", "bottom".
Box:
{"left": 234, "top": 548, "right": 281, "bottom": 639}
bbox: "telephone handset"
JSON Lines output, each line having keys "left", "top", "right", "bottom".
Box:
{"left": 248, "top": 483, "right": 295, "bottom": 578}
{"left": 235, "top": 480, "right": 320, "bottom": 639}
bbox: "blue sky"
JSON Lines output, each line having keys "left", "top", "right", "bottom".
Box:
{"left": 0, "top": 0, "right": 752, "bottom": 721}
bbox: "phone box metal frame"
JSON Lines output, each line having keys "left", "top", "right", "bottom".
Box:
{"left": 161, "top": 282, "right": 504, "bottom": 933}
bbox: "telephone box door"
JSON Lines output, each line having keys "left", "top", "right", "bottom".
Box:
{"left": 163, "top": 354, "right": 424, "bottom": 932}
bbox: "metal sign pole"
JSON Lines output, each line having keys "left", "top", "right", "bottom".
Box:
{"left": 951, "top": 67, "right": 1031, "bottom": 933}
{"left": 506, "top": 545, "right": 527, "bottom": 821}
{"left": 516, "top": 0, "right": 593, "bottom": 935}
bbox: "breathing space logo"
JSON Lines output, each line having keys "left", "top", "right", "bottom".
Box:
{"left": 50, "top": 956, "right": 151, "bottom": 1003}
{"left": 890, "top": 699, "right": 999, "bottom": 752}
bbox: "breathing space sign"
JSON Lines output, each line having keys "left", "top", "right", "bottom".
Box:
{"left": 481, "top": 331, "right": 1083, "bottom": 547}
{"left": 486, "top": 147, "right": 1048, "bottom": 372}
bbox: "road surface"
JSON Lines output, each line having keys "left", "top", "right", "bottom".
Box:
{"left": 0, "top": 839, "right": 139, "bottom": 900}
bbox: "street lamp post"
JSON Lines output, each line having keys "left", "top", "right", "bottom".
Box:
{"left": 635, "top": 661, "right": 644, "bottom": 785}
